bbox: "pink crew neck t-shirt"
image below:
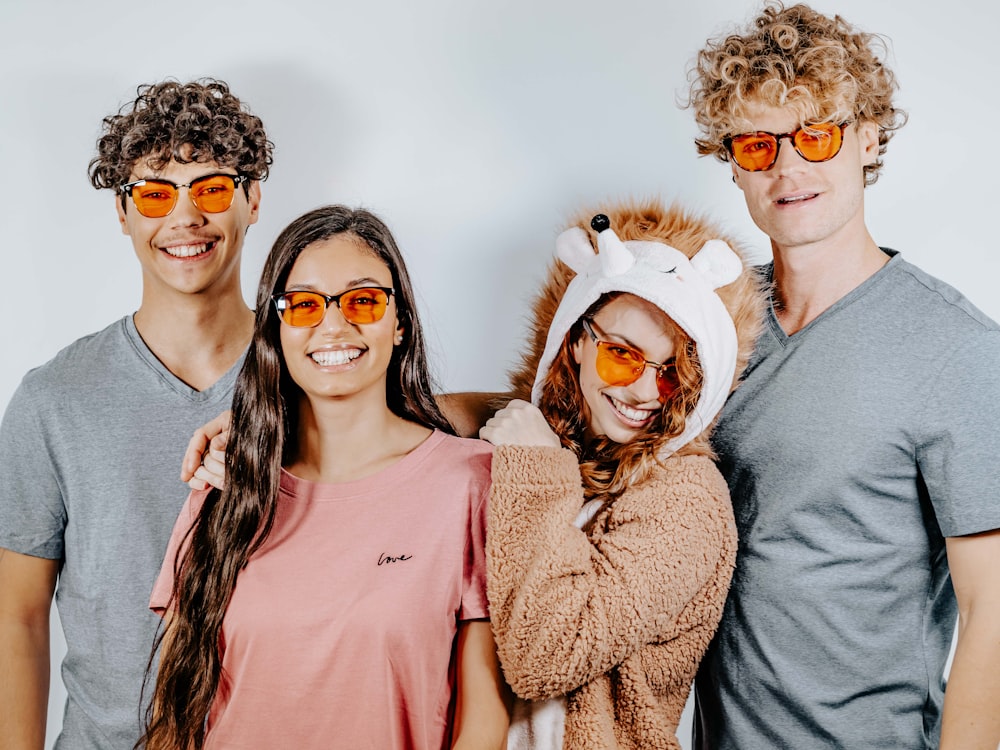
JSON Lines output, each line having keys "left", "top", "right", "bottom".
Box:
{"left": 151, "top": 431, "right": 492, "bottom": 750}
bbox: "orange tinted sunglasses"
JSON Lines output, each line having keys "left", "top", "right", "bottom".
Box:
{"left": 119, "top": 173, "right": 249, "bottom": 218}
{"left": 724, "top": 121, "right": 850, "bottom": 172}
{"left": 272, "top": 287, "right": 395, "bottom": 327}
{"left": 582, "top": 318, "right": 679, "bottom": 402}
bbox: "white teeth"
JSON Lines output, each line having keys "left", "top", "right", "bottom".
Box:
{"left": 163, "top": 243, "right": 210, "bottom": 258}
{"left": 778, "top": 194, "right": 814, "bottom": 204}
{"left": 310, "top": 349, "right": 362, "bottom": 366}
{"left": 610, "top": 396, "right": 654, "bottom": 423}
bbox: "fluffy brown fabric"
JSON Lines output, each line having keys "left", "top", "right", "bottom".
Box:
{"left": 489, "top": 447, "right": 736, "bottom": 749}
{"left": 507, "top": 198, "right": 766, "bottom": 456}
{"left": 488, "top": 199, "right": 767, "bottom": 747}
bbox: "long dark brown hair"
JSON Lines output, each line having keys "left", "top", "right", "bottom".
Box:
{"left": 140, "top": 205, "right": 453, "bottom": 750}
{"left": 538, "top": 292, "right": 705, "bottom": 502}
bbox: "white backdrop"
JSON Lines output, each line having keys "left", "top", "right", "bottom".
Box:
{"left": 1, "top": 0, "right": 996, "bottom": 747}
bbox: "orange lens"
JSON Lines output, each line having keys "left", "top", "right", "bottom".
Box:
{"left": 793, "top": 122, "right": 843, "bottom": 161}
{"left": 276, "top": 288, "right": 390, "bottom": 328}
{"left": 189, "top": 174, "right": 237, "bottom": 213}
{"left": 595, "top": 342, "right": 646, "bottom": 386}
{"left": 338, "top": 288, "right": 389, "bottom": 324}
{"left": 130, "top": 181, "right": 178, "bottom": 218}
{"left": 728, "top": 122, "right": 844, "bottom": 171}
{"left": 594, "top": 343, "right": 679, "bottom": 403}
{"left": 729, "top": 134, "right": 779, "bottom": 171}
{"left": 280, "top": 291, "right": 328, "bottom": 327}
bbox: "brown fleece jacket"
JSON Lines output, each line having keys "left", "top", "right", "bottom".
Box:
{"left": 488, "top": 445, "right": 736, "bottom": 749}
{"left": 488, "top": 199, "right": 765, "bottom": 748}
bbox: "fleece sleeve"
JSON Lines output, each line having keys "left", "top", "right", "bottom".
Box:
{"left": 486, "top": 445, "right": 735, "bottom": 701}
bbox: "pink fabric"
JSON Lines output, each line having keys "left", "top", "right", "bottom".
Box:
{"left": 151, "top": 431, "right": 491, "bottom": 750}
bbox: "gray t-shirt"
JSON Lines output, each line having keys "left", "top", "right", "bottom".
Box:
{"left": 694, "top": 252, "right": 1000, "bottom": 749}
{"left": 0, "top": 316, "right": 242, "bottom": 750}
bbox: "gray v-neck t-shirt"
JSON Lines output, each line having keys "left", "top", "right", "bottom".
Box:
{"left": 0, "top": 316, "right": 242, "bottom": 749}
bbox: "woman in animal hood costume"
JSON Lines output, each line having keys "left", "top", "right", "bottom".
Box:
{"left": 482, "top": 199, "right": 765, "bottom": 749}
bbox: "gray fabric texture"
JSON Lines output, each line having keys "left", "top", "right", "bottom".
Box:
{"left": 694, "top": 251, "right": 1000, "bottom": 749}
{"left": 0, "top": 316, "right": 241, "bottom": 750}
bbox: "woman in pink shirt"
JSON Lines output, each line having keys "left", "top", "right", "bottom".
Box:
{"left": 142, "top": 205, "right": 508, "bottom": 750}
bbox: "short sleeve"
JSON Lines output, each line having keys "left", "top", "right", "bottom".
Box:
{"left": 0, "top": 378, "right": 66, "bottom": 559}
{"left": 149, "top": 489, "right": 209, "bottom": 613}
{"left": 916, "top": 331, "right": 1000, "bottom": 537}
{"left": 458, "top": 480, "right": 490, "bottom": 621}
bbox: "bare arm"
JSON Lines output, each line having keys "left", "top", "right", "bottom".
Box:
{"left": 180, "top": 393, "right": 510, "bottom": 490}
{"left": 450, "top": 620, "right": 510, "bottom": 750}
{"left": 939, "top": 528, "right": 1000, "bottom": 749}
{"left": 437, "top": 393, "right": 510, "bottom": 439}
{"left": 0, "top": 548, "right": 59, "bottom": 750}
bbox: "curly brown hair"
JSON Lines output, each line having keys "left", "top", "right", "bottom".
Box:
{"left": 685, "top": 2, "right": 907, "bottom": 185}
{"left": 88, "top": 78, "right": 273, "bottom": 190}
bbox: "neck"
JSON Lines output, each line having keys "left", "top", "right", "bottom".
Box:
{"left": 133, "top": 283, "right": 254, "bottom": 391}
{"left": 286, "top": 392, "right": 431, "bottom": 483}
{"left": 770, "top": 230, "right": 888, "bottom": 335}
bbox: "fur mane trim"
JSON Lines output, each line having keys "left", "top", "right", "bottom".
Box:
{"left": 508, "top": 198, "right": 767, "bottom": 457}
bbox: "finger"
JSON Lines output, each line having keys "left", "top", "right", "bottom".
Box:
{"left": 181, "top": 431, "right": 211, "bottom": 481}
{"left": 192, "top": 464, "right": 226, "bottom": 492}
{"left": 187, "top": 475, "right": 209, "bottom": 491}
{"left": 180, "top": 411, "right": 231, "bottom": 480}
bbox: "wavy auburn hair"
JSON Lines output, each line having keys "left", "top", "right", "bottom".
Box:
{"left": 139, "top": 205, "right": 452, "bottom": 750}
{"left": 685, "top": 2, "right": 907, "bottom": 185}
{"left": 538, "top": 293, "right": 705, "bottom": 501}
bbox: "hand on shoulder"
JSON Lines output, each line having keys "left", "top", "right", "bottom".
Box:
{"left": 479, "top": 399, "right": 560, "bottom": 449}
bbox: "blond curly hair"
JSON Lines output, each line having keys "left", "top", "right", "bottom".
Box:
{"left": 685, "top": 2, "right": 907, "bottom": 185}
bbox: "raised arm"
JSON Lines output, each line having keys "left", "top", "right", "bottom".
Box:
{"left": 486, "top": 443, "right": 734, "bottom": 700}
{"left": 0, "top": 548, "right": 59, "bottom": 750}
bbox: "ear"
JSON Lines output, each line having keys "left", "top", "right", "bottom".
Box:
{"left": 571, "top": 333, "right": 585, "bottom": 365}
{"left": 245, "top": 180, "right": 262, "bottom": 227}
{"left": 115, "top": 194, "right": 130, "bottom": 236}
{"left": 730, "top": 160, "right": 743, "bottom": 190}
{"left": 393, "top": 315, "right": 405, "bottom": 346}
{"left": 856, "top": 120, "right": 880, "bottom": 166}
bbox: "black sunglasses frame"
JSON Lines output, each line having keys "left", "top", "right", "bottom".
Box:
{"left": 118, "top": 172, "right": 250, "bottom": 216}
{"left": 271, "top": 287, "right": 396, "bottom": 327}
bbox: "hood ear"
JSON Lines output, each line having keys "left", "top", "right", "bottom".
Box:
{"left": 690, "top": 239, "right": 742, "bottom": 289}
{"left": 555, "top": 227, "right": 596, "bottom": 272}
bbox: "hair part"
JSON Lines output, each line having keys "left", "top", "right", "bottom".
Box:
{"left": 685, "top": 1, "right": 907, "bottom": 185}
{"left": 140, "top": 205, "right": 452, "bottom": 750}
{"left": 538, "top": 292, "right": 706, "bottom": 501}
{"left": 89, "top": 78, "right": 274, "bottom": 190}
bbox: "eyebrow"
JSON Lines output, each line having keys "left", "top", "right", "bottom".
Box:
{"left": 589, "top": 318, "right": 643, "bottom": 352}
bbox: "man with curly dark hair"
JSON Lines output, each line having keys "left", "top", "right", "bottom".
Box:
{"left": 0, "top": 78, "right": 273, "bottom": 749}
{"left": 686, "top": 4, "right": 1000, "bottom": 749}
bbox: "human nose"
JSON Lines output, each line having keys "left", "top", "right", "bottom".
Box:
{"left": 316, "top": 299, "right": 352, "bottom": 333}
{"left": 772, "top": 134, "right": 807, "bottom": 174}
{"left": 168, "top": 186, "right": 207, "bottom": 226}
{"left": 630, "top": 363, "right": 662, "bottom": 404}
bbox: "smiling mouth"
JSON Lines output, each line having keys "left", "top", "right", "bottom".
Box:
{"left": 776, "top": 193, "right": 818, "bottom": 205}
{"left": 162, "top": 241, "right": 216, "bottom": 258}
{"left": 310, "top": 349, "right": 363, "bottom": 366}
{"left": 606, "top": 394, "right": 657, "bottom": 427}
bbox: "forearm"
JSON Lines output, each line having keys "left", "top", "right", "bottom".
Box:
{"left": 939, "top": 613, "right": 1000, "bottom": 749}
{"left": 437, "top": 392, "right": 510, "bottom": 438}
{"left": 0, "top": 617, "right": 50, "bottom": 750}
{"left": 450, "top": 621, "right": 510, "bottom": 750}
